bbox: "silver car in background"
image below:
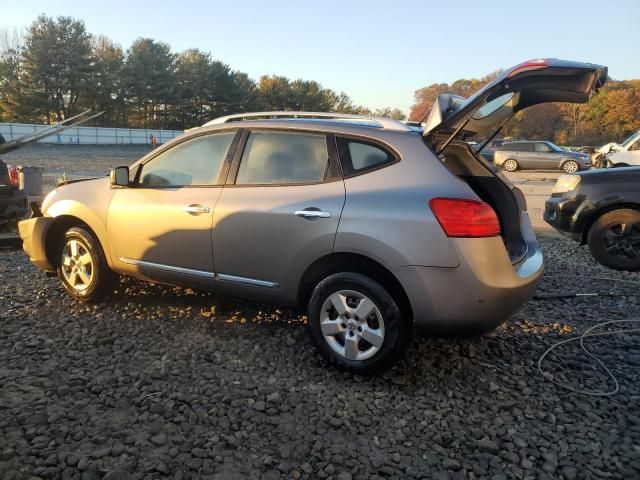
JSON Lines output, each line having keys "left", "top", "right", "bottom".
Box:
{"left": 19, "top": 59, "right": 606, "bottom": 374}
{"left": 494, "top": 140, "right": 591, "bottom": 173}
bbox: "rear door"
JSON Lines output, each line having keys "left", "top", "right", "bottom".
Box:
{"left": 533, "top": 142, "right": 558, "bottom": 169}
{"left": 211, "top": 129, "right": 345, "bottom": 303}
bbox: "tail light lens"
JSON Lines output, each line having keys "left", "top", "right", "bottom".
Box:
{"left": 430, "top": 198, "right": 501, "bottom": 238}
{"left": 7, "top": 164, "right": 19, "bottom": 187}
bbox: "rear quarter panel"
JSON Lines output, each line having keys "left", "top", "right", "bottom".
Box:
{"left": 334, "top": 132, "right": 474, "bottom": 268}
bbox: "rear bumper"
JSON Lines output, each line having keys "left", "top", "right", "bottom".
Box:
{"left": 18, "top": 217, "right": 54, "bottom": 271}
{"left": 394, "top": 233, "right": 543, "bottom": 334}
{"left": 543, "top": 196, "right": 582, "bottom": 241}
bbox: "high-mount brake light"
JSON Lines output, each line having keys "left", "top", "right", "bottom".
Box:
{"left": 507, "top": 59, "right": 550, "bottom": 78}
{"left": 430, "top": 198, "right": 501, "bottom": 238}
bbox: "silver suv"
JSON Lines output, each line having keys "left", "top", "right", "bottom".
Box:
{"left": 19, "top": 59, "right": 606, "bottom": 374}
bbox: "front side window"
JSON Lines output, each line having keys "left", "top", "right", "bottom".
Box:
{"left": 535, "top": 143, "right": 553, "bottom": 153}
{"left": 337, "top": 137, "right": 396, "bottom": 176}
{"left": 236, "top": 131, "right": 329, "bottom": 185}
{"left": 139, "top": 132, "right": 235, "bottom": 187}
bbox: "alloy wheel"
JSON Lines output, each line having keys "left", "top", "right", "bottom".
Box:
{"left": 503, "top": 159, "right": 518, "bottom": 172}
{"left": 319, "top": 289, "right": 385, "bottom": 361}
{"left": 602, "top": 223, "right": 640, "bottom": 260}
{"left": 563, "top": 161, "right": 579, "bottom": 173}
{"left": 61, "top": 239, "right": 94, "bottom": 291}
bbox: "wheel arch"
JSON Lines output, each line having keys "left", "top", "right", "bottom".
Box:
{"left": 580, "top": 203, "right": 640, "bottom": 244}
{"left": 44, "top": 215, "right": 103, "bottom": 268}
{"left": 297, "top": 252, "right": 413, "bottom": 321}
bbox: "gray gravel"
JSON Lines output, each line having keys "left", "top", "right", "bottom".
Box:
{"left": 1, "top": 234, "right": 639, "bottom": 479}
{"left": 1, "top": 145, "right": 640, "bottom": 478}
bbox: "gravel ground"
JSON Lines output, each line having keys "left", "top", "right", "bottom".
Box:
{"left": 1, "top": 234, "right": 640, "bottom": 479}
{"left": 1, "top": 145, "right": 640, "bottom": 479}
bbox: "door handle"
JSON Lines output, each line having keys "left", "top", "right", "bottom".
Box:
{"left": 184, "top": 204, "right": 210, "bottom": 214}
{"left": 295, "top": 209, "right": 331, "bottom": 219}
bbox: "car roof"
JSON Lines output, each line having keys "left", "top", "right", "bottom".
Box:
{"left": 202, "top": 111, "right": 413, "bottom": 132}
{"left": 189, "top": 118, "right": 422, "bottom": 140}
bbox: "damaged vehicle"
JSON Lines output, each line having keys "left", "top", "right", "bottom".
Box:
{"left": 19, "top": 59, "right": 606, "bottom": 373}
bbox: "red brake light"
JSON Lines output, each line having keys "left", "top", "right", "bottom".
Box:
{"left": 7, "top": 164, "right": 19, "bottom": 187}
{"left": 430, "top": 198, "right": 501, "bottom": 238}
{"left": 507, "top": 59, "right": 550, "bottom": 78}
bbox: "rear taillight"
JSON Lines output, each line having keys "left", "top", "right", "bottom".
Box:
{"left": 430, "top": 198, "right": 501, "bottom": 238}
{"left": 7, "top": 164, "right": 18, "bottom": 187}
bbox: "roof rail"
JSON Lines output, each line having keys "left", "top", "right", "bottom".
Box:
{"left": 203, "top": 111, "right": 411, "bottom": 131}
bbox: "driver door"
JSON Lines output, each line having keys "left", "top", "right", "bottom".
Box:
{"left": 107, "top": 130, "right": 238, "bottom": 288}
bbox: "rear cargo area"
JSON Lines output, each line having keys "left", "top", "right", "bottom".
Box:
{"left": 439, "top": 141, "right": 528, "bottom": 263}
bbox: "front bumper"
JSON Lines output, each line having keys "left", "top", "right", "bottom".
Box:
{"left": 543, "top": 196, "right": 582, "bottom": 241}
{"left": 394, "top": 234, "right": 543, "bottom": 334}
{"left": 18, "top": 217, "right": 54, "bottom": 271}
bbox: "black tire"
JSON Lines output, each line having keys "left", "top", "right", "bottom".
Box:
{"left": 502, "top": 159, "right": 519, "bottom": 172}
{"left": 307, "top": 272, "right": 411, "bottom": 375}
{"left": 587, "top": 209, "right": 640, "bottom": 271}
{"left": 56, "top": 226, "right": 118, "bottom": 301}
{"left": 562, "top": 160, "right": 580, "bottom": 174}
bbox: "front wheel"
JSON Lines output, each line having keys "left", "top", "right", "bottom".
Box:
{"left": 562, "top": 160, "right": 579, "bottom": 173}
{"left": 587, "top": 209, "right": 640, "bottom": 271}
{"left": 307, "top": 272, "right": 411, "bottom": 375}
{"left": 57, "top": 226, "right": 118, "bottom": 301}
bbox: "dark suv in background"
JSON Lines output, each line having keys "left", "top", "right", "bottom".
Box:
{"left": 494, "top": 140, "right": 591, "bottom": 173}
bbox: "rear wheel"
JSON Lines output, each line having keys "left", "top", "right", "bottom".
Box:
{"left": 562, "top": 160, "right": 579, "bottom": 173}
{"left": 308, "top": 272, "right": 411, "bottom": 375}
{"left": 502, "top": 159, "right": 519, "bottom": 172}
{"left": 587, "top": 209, "right": 640, "bottom": 271}
{"left": 57, "top": 226, "right": 118, "bottom": 301}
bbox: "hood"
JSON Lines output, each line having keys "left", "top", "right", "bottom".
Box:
{"left": 423, "top": 59, "right": 607, "bottom": 140}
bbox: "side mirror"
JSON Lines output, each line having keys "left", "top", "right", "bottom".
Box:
{"left": 110, "top": 166, "right": 129, "bottom": 186}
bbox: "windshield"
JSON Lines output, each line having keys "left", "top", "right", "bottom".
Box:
{"left": 471, "top": 92, "right": 515, "bottom": 120}
{"left": 621, "top": 130, "right": 640, "bottom": 148}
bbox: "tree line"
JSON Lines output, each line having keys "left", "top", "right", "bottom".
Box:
{"left": 409, "top": 72, "right": 640, "bottom": 146}
{"left": 0, "top": 15, "right": 405, "bottom": 130}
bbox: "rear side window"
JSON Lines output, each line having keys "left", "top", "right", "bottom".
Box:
{"left": 336, "top": 137, "right": 396, "bottom": 176}
{"left": 139, "top": 132, "right": 235, "bottom": 187}
{"left": 503, "top": 143, "right": 531, "bottom": 152}
{"left": 236, "top": 131, "right": 329, "bottom": 185}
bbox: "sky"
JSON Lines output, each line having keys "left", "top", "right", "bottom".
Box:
{"left": 2, "top": 0, "right": 639, "bottom": 114}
